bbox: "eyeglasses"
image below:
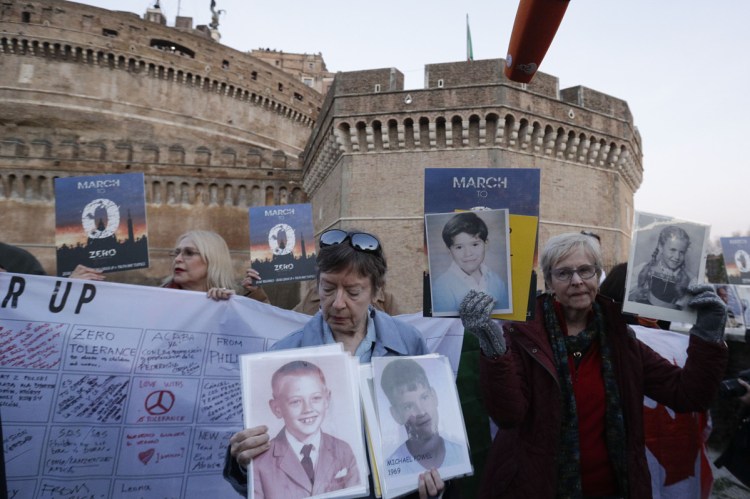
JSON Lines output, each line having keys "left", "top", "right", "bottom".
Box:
{"left": 550, "top": 264, "right": 598, "bottom": 282}
{"left": 319, "top": 229, "right": 381, "bottom": 254}
{"left": 169, "top": 247, "right": 201, "bottom": 258}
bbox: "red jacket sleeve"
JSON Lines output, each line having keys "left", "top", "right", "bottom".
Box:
{"left": 639, "top": 334, "right": 728, "bottom": 412}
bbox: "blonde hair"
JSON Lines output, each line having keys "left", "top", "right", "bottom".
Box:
{"left": 174, "top": 230, "right": 236, "bottom": 290}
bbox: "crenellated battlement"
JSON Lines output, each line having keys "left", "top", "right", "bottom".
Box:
{"left": 0, "top": 0, "right": 321, "bottom": 127}
{"left": 0, "top": 33, "right": 316, "bottom": 129}
{"left": 305, "top": 111, "right": 641, "bottom": 194}
{"left": 303, "top": 65, "right": 643, "bottom": 195}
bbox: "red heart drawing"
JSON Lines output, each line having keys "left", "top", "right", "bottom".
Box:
{"left": 138, "top": 448, "right": 155, "bottom": 465}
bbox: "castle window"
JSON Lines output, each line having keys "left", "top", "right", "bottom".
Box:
{"left": 302, "top": 77, "right": 313, "bottom": 87}
{"left": 222, "top": 60, "right": 229, "bottom": 69}
{"left": 251, "top": 71, "right": 258, "bottom": 80}
{"left": 372, "top": 120, "right": 383, "bottom": 151}
{"left": 437, "top": 79, "right": 444, "bottom": 88}
{"left": 374, "top": 84, "right": 381, "bottom": 93}
{"left": 102, "top": 28, "right": 118, "bottom": 38}
{"left": 30, "top": 139, "right": 52, "bottom": 158}
{"left": 2, "top": 138, "right": 27, "bottom": 157}
{"left": 278, "top": 83, "right": 284, "bottom": 92}
{"left": 168, "top": 145, "right": 185, "bottom": 164}
{"left": 141, "top": 145, "right": 160, "bottom": 164}
{"left": 419, "top": 117, "right": 430, "bottom": 148}
{"left": 21, "top": 12, "right": 31, "bottom": 23}
{"left": 404, "top": 118, "right": 415, "bottom": 148}
{"left": 294, "top": 92, "right": 304, "bottom": 101}
{"left": 149, "top": 39, "right": 195, "bottom": 58}
{"left": 435, "top": 117, "right": 447, "bottom": 148}
{"left": 195, "top": 146, "right": 211, "bottom": 166}
{"left": 221, "top": 148, "right": 237, "bottom": 166}
{"left": 272, "top": 150, "right": 287, "bottom": 169}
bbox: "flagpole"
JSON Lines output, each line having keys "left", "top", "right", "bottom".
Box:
{"left": 466, "top": 14, "right": 474, "bottom": 62}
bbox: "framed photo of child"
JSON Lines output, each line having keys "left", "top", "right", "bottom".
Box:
{"left": 623, "top": 211, "right": 710, "bottom": 324}
{"left": 371, "top": 355, "right": 473, "bottom": 498}
{"left": 239, "top": 347, "right": 368, "bottom": 499}
{"left": 425, "top": 209, "right": 512, "bottom": 317}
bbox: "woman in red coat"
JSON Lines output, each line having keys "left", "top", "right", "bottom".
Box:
{"left": 459, "top": 232, "right": 728, "bottom": 498}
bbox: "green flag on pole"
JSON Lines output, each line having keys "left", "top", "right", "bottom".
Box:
{"left": 466, "top": 14, "right": 474, "bottom": 61}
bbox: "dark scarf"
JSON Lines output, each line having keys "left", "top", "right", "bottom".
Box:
{"left": 543, "top": 294, "right": 628, "bottom": 498}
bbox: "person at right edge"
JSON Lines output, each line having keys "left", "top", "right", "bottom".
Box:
{"left": 458, "top": 232, "right": 728, "bottom": 498}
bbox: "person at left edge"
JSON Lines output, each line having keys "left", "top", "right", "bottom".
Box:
{"left": 224, "top": 229, "right": 447, "bottom": 499}
{"left": 0, "top": 241, "right": 105, "bottom": 280}
{"left": 0, "top": 242, "right": 46, "bottom": 275}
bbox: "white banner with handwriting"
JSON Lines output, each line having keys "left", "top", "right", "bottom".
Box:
{"left": 0, "top": 273, "right": 463, "bottom": 499}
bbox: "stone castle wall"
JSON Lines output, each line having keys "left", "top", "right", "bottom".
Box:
{"left": 0, "top": 0, "right": 325, "bottom": 306}
{"left": 0, "top": 0, "right": 321, "bottom": 125}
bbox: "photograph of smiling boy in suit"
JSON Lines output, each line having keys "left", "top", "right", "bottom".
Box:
{"left": 247, "top": 356, "right": 365, "bottom": 499}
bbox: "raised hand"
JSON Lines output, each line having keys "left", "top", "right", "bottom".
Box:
{"left": 687, "top": 283, "right": 727, "bottom": 343}
{"left": 241, "top": 267, "right": 262, "bottom": 291}
{"left": 459, "top": 290, "right": 507, "bottom": 357}
{"left": 207, "top": 287, "right": 235, "bottom": 301}
{"left": 69, "top": 264, "right": 105, "bottom": 281}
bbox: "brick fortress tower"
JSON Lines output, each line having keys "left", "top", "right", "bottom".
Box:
{"left": 302, "top": 61, "right": 642, "bottom": 311}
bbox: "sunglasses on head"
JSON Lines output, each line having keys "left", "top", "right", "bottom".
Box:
{"left": 580, "top": 230, "right": 601, "bottom": 243}
{"left": 319, "top": 229, "right": 381, "bottom": 254}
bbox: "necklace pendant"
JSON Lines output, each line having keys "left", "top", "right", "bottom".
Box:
{"left": 573, "top": 351, "right": 582, "bottom": 359}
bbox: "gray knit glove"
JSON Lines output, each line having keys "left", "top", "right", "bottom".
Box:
{"left": 459, "top": 290, "right": 506, "bottom": 357}
{"left": 687, "top": 283, "right": 727, "bottom": 343}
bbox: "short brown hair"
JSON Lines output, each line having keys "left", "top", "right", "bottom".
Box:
{"left": 316, "top": 235, "right": 387, "bottom": 292}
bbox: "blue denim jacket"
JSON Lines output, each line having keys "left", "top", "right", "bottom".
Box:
{"left": 271, "top": 307, "right": 427, "bottom": 362}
